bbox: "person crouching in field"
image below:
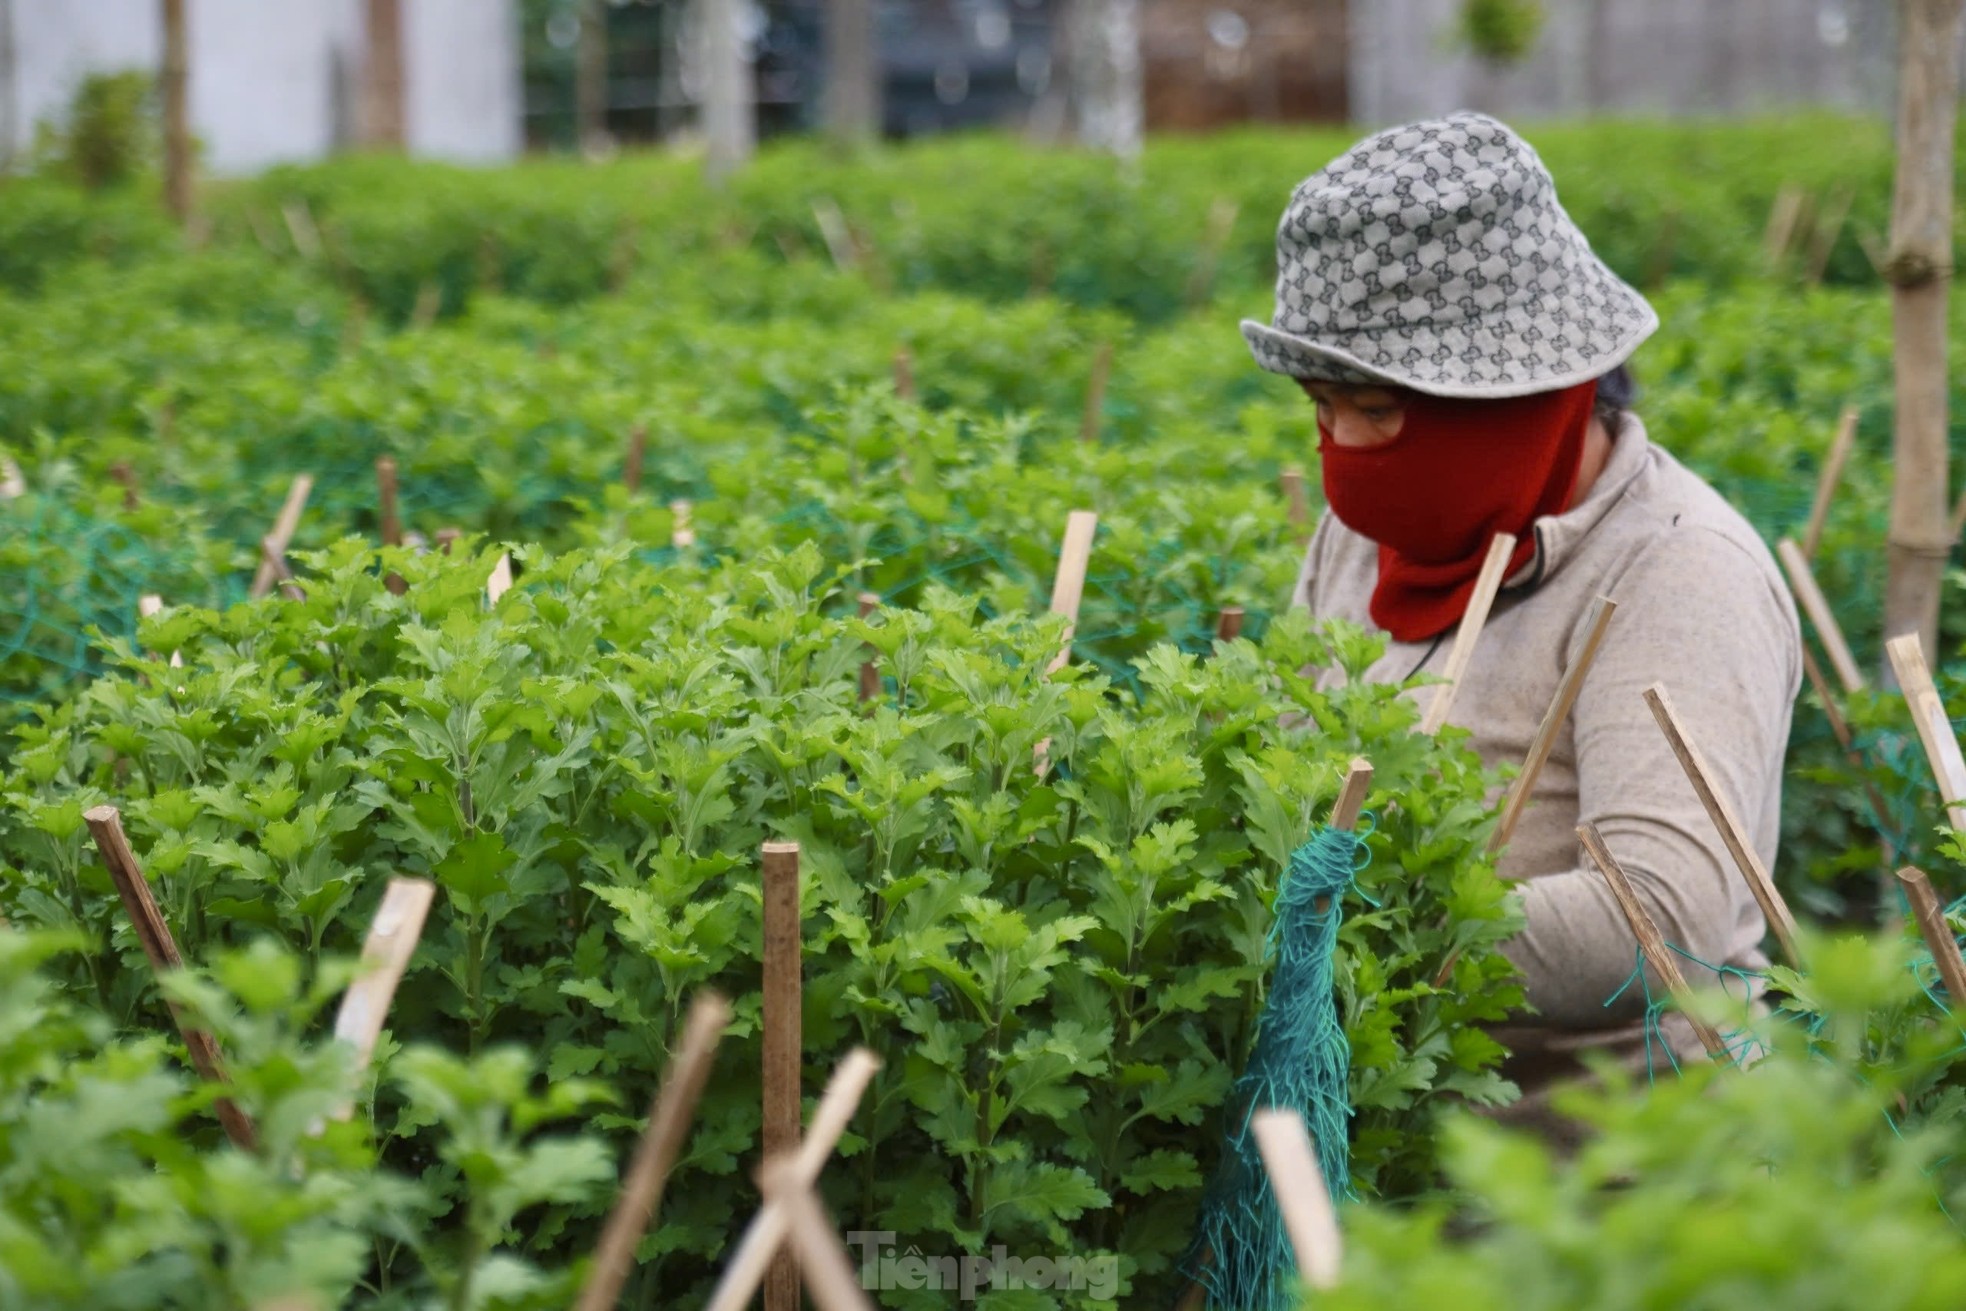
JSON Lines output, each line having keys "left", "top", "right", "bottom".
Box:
{"left": 1244, "top": 113, "right": 1801, "bottom": 1139}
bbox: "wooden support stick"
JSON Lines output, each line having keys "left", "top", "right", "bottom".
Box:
{"left": 1777, "top": 537, "right": 1865, "bottom": 693}
{"left": 1886, "top": 634, "right": 1966, "bottom": 833}
{"left": 250, "top": 474, "right": 315, "bottom": 599}
{"left": 259, "top": 537, "right": 306, "bottom": 602}
{"left": 110, "top": 460, "right": 140, "bottom": 510}
{"left": 1642, "top": 684, "right": 1803, "bottom": 965}
{"left": 281, "top": 197, "right": 323, "bottom": 261}
{"left": 1806, "top": 186, "right": 1856, "bottom": 285}
{"left": 1490, "top": 595, "right": 1617, "bottom": 854}
{"left": 376, "top": 456, "right": 402, "bottom": 547}
{"left": 1080, "top": 341, "right": 1113, "bottom": 444}
{"left": 1764, "top": 183, "right": 1806, "bottom": 265}
{"left": 813, "top": 197, "right": 858, "bottom": 270}
{"left": 892, "top": 347, "right": 916, "bottom": 401}
{"left": 1896, "top": 866, "right": 1966, "bottom": 1008}
{"left": 84, "top": 805, "right": 257, "bottom": 1149}
{"left": 1214, "top": 606, "right": 1245, "bottom": 643}
{"left": 760, "top": 1158, "right": 878, "bottom": 1311}
{"left": 1045, "top": 509, "right": 1099, "bottom": 676}
{"left": 1801, "top": 640, "right": 1896, "bottom": 831}
{"left": 1279, "top": 467, "right": 1310, "bottom": 540}
{"left": 703, "top": 1049, "right": 882, "bottom": 1311}
{"left": 1249, "top": 1109, "right": 1342, "bottom": 1292}
{"left": 856, "top": 593, "right": 881, "bottom": 702}
{"left": 624, "top": 424, "right": 647, "bottom": 494}
{"left": 1801, "top": 409, "right": 1859, "bottom": 560}
{"left": 761, "top": 841, "right": 803, "bottom": 1311}
{"left": 486, "top": 555, "right": 513, "bottom": 604}
{"left": 434, "top": 527, "right": 461, "bottom": 555}
{"left": 328, "top": 878, "right": 434, "bottom": 1120}
{"left": 1419, "top": 532, "right": 1516, "bottom": 735}
{"left": 1578, "top": 822, "right": 1735, "bottom": 1064}
{"left": 0, "top": 454, "right": 24, "bottom": 499}
{"left": 576, "top": 993, "right": 734, "bottom": 1311}
{"left": 671, "top": 499, "right": 696, "bottom": 550}
{"left": 1331, "top": 758, "right": 1374, "bottom": 833}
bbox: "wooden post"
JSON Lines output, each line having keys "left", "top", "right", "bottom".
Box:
{"left": 1045, "top": 510, "right": 1099, "bottom": 675}
{"left": 823, "top": 0, "right": 880, "bottom": 147}
{"left": 1214, "top": 606, "right": 1244, "bottom": 643}
{"left": 1419, "top": 533, "right": 1516, "bottom": 735}
{"left": 623, "top": 423, "right": 647, "bottom": 494}
{"left": 671, "top": 499, "right": 696, "bottom": 549}
{"left": 703, "top": 1049, "right": 882, "bottom": 1311}
{"left": 1896, "top": 866, "right": 1966, "bottom": 1006}
{"left": 327, "top": 878, "right": 434, "bottom": 1120}
{"left": 250, "top": 475, "right": 315, "bottom": 599}
{"left": 1763, "top": 183, "right": 1806, "bottom": 267}
{"left": 1776, "top": 538, "right": 1866, "bottom": 694}
{"left": 701, "top": 0, "right": 756, "bottom": 185}
{"left": 1490, "top": 595, "right": 1617, "bottom": 853}
{"left": 1080, "top": 341, "right": 1113, "bottom": 444}
{"left": 1886, "top": 633, "right": 1966, "bottom": 832}
{"left": 1642, "top": 684, "right": 1803, "bottom": 966}
{"left": 576, "top": 993, "right": 733, "bottom": 1311}
{"left": 1800, "top": 641, "right": 1896, "bottom": 833}
{"left": 1883, "top": 0, "right": 1964, "bottom": 665}
{"left": 761, "top": 841, "right": 802, "bottom": 1311}
{"left": 360, "top": 0, "right": 407, "bottom": 150}
{"left": 856, "top": 593, "right": 881, "bottom": 701}
{"left": 892, "top": 347, "right": 916, "bottom": 401}
{"left": 1800, "top": 408, "right": 1859, "bottom": 560}
{"left": 1578, "top": 822, "right": 1735, "bottom": 1064}
{"left": 1249, "top": 1109, "right": 1342, "bottom": 1291}
{"left": 84, "top": 805, "right": 258, "bottom": 1148}
{"left": 160, "top": 0, "right": 192, "bottom": 224}
{"left": 1807, "top": 186, "right": 1856, "bottom": 285}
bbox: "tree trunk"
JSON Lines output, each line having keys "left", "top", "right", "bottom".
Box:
{"left": 823, "top": 0, "right": 879, "bottom": 147}
{"left": 1069, "top": 0, "right": 1142, "bottom": 158}
{"left": 361, "top": 0, "right": 406, "bottom": 150}
{"left": 1883, "top": 0, "right": 1964, "bottom": 668}
{"left": 0, "top": 0, "right": 17, "bottom": 176}
{"left": 576, "top": 0, "right": 610, "bottom": 157}
{"left": 698, "top": 0, "right": 754, "bottom": 184}
{"left": 160, "top": 0, "right": 191, "bottom": 222}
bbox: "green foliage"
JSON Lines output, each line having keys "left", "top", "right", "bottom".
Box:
{"left": 31, "top": 70, "right": 158, "bottom": 191}
{"left": 1456, "top": 0, "right": 1545, "bottom": 64}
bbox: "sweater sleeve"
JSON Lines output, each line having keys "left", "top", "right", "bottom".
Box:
{"left": 1501, "top": 525, "right": 1800, "bottom": 1028}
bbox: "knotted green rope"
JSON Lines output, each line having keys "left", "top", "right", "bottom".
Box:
{"left": 1183, "top": 819, "right": 1365, "bottom": 1310}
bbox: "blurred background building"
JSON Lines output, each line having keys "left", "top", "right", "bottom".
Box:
{"left": 0, "top": 0, "right": 1921, "bottom": 172}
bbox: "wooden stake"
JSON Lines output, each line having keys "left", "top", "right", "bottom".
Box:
{"left": 1776, "top": 537, "right": 1865, "bottom": 693}
{"left": 1800, "top": 408, "right": 1859, "bottom": 560}
{"left": 670, "top": 499, "right": 696, "bottom": 549}
{"left": 1490, "top": 595, "right": 1618, "bottom": 854}
{"left": 892, "top": 347, "right": 916, "bottom": 401}
{"left": 0, "top": 454, "right": 24, "bottom": 499}
{"left": 759, "top": 1158, "right": 878, "bottom": 1311}
{"left": 250, "top": 475, "right": 316, "bottom": 599}
{"left": 1578, "top": 822, "right": 1735, "bottom": 1064}
{"left": 84, "top": 805, "right": 257, "bottom": 1149}
{"left": 1080, "top": 341, "right": 1113, "bottom": 444}
{"left": 1213, "top": 606, "right": 1245, "bottom": 644}
{"left": 703, "top": 1049, "right": 882, "bottom": 1311}
{"left": 259, "top": 538, "right": 306, "bottom": 603}
{"left": 109, "top": 461, "right": 140, "bottom": 510}
{"left": 1806, "top": 186, "right": 1856, "bottom": 285}
{"left": 1886, "top": 633, "right": 1966, "bottom": 832}
{"left": 1642, "top": 684, "right": 1803, "bottom": 965}
{"left": 813, "top": 197, "right": 858, "bottom": 270}
{"left": 1045, "top": 510, "right": 1099, "bottom": 676}
{"left": 1330, "top": 758, "right": 1373, "bottom": 833}
{"left": 624, "top": 423, "right": 647, "bottom": 493}
{"left": 1764, "top": 183, "right": 1806, "bottom": 266}
{"left": 761, "top": 840, "right": 803, "bottom": 1311}
{"left": 281, "top": 198, "right": 323, "bottom": 261}
{"left": 1419, "top": 532, "right": 1516, "bottom": 735}
{"left": 856, "top": 593, "right": 881, "bottom": 701}
{"left": 1897, "top": 866, "right": 1966, "bottom": 1006}
{"left": 1249, "top": 1109, "right": 1342, "bottom": 1291}
{"left": 376, "top": 456, "right": 402, "bottom": 547}
{"left": 327, "top": 878, "right": 434, "bottom": 1120}
{"left": 576, "top": 993, "right": 733, "bottom": 1311}
{"left": 486, "top": 555, "right": 513, "bottom": 604}
{"left": 434, "top": 528, "right": 461, "bottom": 555}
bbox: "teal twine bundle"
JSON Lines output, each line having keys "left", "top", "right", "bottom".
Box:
{"left": 1183, "top": 820, "right": 1365, "bottom": 1311}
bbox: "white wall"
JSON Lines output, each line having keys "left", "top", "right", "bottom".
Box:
{"left": 4, "top": 0, "right": 519, "bottom": 173}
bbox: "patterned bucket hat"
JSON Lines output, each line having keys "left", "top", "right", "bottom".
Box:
{"left": 1242, "top": 112, "right": 1657, "bottom": 399}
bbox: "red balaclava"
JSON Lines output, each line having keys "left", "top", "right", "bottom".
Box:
{"left": 1317, "top": 381, "right": 1598, "bottom": 643}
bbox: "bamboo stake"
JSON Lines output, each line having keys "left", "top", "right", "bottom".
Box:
{"left": 1489, "top": 595, "right": 1617, "bottom": 854}
{"left": 856, "top": 593, "right": 881, "bottom": 702}
{"left": 576, "top": 993, "right": 734, "bottom": 1311}
{"left": 1578, "top": 822, "right": 1735, "bottom": 1064}
{"left": 250, "top": 475, "right": 316, "bottom": 599}
{"left": 486, "top": 554, "right": 513, "bottom": 604}
{"left": 1331, "top": 758, "right": 1373, "bottom": 833}
{"left": 1886, "top": 633, "right": 1966, "bottom": 832}
{"left": 1776, "top": 538, "right": 1865, "bottom": 693}
{"left": 1806, "top": 186, "right": 1856, "bottom": 285}
{"left": 259, "top": 538, "right": 306, "bottom": 603}
{"left": 1763, "top": 183, "right": 1806, "bottom": 266}
{"left": 671, "top": 499, "right": 696, "bottom": 550}
{"left": 1897, "top": 866, "right": 1966, "bottom": 1007}
{"left": 624, "top": 423, "right": 647, "bottom": 494}
{"left": 1045, "top": 509, "right": 1099, "bottom": 676}
{"left": 1642, "top": 684, "right": 1803, "bottom": 965}
{"left": 327, "top": 878, "right": 434, "bottom": 1121}
{"left": 813, "top": 197, "right": 858, "bottom": 270}
{"left": 1419, "top": 533, "right": 1516, "bottom": 735}
{"left": 84, "top": 806, "right": 258, "bottom": 1149}
{"left": 759, "top": 1158, "right": 878, "bottom": 1311}
{"left": 1249, "top": 1109, "right": 1342, "bottom": 1291}
{"left": 892, "top": 347, "right": 916, "bottom": 401}
{"left": 1214, "top": 606, "right": 1245, "bottom": 643}
{"left": 1279, "top": 467, "right": 1310, "bottom": 540}
{"left": 1800, "top": 408, "right": 1859, "bottom": 561}
{"left": 703, "top": 1050, "right": 882, "bottom": 1311}
{"left": 761, "top": 841, "right": 803, "bottom": 1311}
{"left": 1080, "top": 341, "right": 1114, "bottom": 444}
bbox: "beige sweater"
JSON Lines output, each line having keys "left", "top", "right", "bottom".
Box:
{"left": 1292, "top": 413, "right": 1801, "bottom": 1100}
